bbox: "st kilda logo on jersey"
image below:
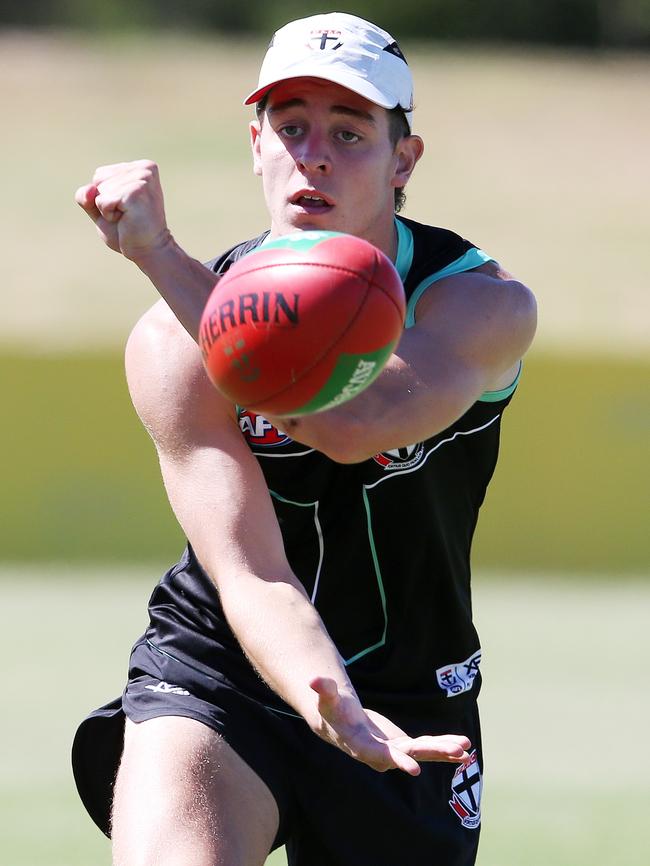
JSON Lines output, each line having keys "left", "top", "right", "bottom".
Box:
{"left": 239, "top": 410, "right": 291, "bottom": 447}
{"left": 449, "top": 751, "right": 482, "bottom": 829}
{"left": 372, "top": 442, "right": 425, "bottom": 471}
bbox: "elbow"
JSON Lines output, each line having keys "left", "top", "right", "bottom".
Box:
{"left": 311, "top": 413, "right": 378, "bottom": 464}
{"left": 525, "top": 285, "right": 538, "bottom": 348}
{"left": 511, "top": 280, "right": 538, "bottom": 357}
{"left": 326, "top": 448, "right": 373, "bottom": 465}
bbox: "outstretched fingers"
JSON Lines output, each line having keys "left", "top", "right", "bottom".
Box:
{"left": 386, "top": 743, "right": 422, "bottom": 776}
{"left": 396, "top": 734, "right": 472, "bottom": 764}
{"left": 309, "top": 678, "right": 471, "bottom": 776}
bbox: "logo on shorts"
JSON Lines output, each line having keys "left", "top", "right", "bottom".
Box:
{"left": 449, "top": 751, "right": 482, "bottom": 829}
{"left": 144, "top": 681, "right": 191, "bottom": 696}
{"left": 239, "top": 410, "right": 291, "bottom": 446}
{"left": 372, "top": 442, "right": 425, "bottom": 471}
{"left": 436, "top": 650, "right": 482, "bottom": 697}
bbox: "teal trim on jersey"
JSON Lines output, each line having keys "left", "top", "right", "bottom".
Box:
{"left": 343, "top": 489, "right": 389, "bottom": 666}
{"left": 269, "top": 489, "right": 325, "bottom": 607}
{"left": 394, "top": 217, "right": 414, "bottom": 282}
{"left": 479, "top": 360, "right": 523, "bottom": 402}
{"left": 254, "top": 220, "right": 412, "bottom": 290}
{"left": 404, "top": 248, "right": 495, "bottom": 329}
{"left": 269, "top": 489, "right": 316, "bottom": 508}
{"left": 258, "top": 230, "right": 348, "bottom": 253}
{"left": 270, "top": 488, "right": 388, "bottom": 663}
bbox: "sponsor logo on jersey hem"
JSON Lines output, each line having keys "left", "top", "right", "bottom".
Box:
{"left": 449, "top": 750, "right": 482, "bottom": 829}
{"left": 436, "top": 649, "right": 481, "bottom": 697}
{"left": 372, "top": 442, "right": 424, "bottom": 471}
{"left": 144, "top": 681, "right": 191, "bottom": 696}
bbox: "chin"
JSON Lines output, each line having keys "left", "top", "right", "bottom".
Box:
{"left": 282, "top": 212, "right": 342, "bottom": 235}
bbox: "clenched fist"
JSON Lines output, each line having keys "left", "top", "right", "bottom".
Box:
{"left": 75, "top": 160, "right": 171, "bottom": 262}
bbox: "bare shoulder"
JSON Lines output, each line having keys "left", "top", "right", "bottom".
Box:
{"left": 474, "top": 263, "right": 537, "bottom": 389}
{"left": 413, "top": 260, "right": 537, "bottom": 391}
{"left": 416, "top": 260, "right": 536, "bottom": 348}
{"left": 125, "top": 299, "right": 235, "bottom": 453}
{"left": 470, "top": 260, "right": 537, "bottom": 324}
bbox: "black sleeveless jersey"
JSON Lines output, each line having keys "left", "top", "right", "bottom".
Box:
{"left": 141, "top": 217, "right": 519, "bottom": 718}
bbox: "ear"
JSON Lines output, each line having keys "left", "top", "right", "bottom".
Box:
{"left": 250, "top": 119, "right": 263, "bottom": 177}
{"left": 391, "top": 134, "right": 424, "bottom": 190}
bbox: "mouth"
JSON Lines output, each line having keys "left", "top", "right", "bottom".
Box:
{"left": 290, "top": 190, "right": 334, "bottom": 213}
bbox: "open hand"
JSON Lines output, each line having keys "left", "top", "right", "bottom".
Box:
{"left": 310, "top": 676, "right": 471, "bottom": 776}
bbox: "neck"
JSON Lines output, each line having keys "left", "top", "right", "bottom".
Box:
{"left": 363, "top": 214, "right": 399, "bottom": 263}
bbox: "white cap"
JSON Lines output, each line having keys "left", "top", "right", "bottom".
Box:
{"left": 244, "top": 12, "right": 414, "bottom": 130}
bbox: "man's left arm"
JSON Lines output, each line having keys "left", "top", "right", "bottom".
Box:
{"left": 270, "top": 263, "right": 537, "bottom": 463}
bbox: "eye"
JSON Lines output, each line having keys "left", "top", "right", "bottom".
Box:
{"left": 280, "top": 125, "right": 304, "bottom": 138}
{"left": 336, "top": 130, "right": 361, "bottom": 144}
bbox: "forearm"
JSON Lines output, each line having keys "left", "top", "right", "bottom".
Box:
{"left": 271, "top": 355, "right": 479, "bottom": 463}
{"left": 271, "top": 272, "right": 536, "bottom": 462}
{"left": 217, "top": 571, "right": 470, "bottom": 775}
{"left": 217, "top": 571, "right": 357, "bottom": 728}
{"left": 133, "top": 237, "right": 217, "bottom": 340}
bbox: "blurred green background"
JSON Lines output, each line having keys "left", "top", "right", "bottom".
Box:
{"left": 1, "top": 4, "right": 648, "bottom": 866}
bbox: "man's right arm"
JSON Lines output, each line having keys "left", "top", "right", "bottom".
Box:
{"left": 75, "top": 160, "right": 215, "bottom": 338}
{"left": 125, "top": 301, "right": 471, "bottom": 775}
{"left": 125, "top": 302, "right": 351, "bottom": 719}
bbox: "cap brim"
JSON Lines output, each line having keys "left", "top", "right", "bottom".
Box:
{"left": 244, "top": 71, "right": 397, "bottom": 110}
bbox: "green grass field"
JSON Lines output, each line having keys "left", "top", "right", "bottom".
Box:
{"left": 2, "top": 351, "right": 648, "bottom": 573}
{"left": 2, "top": 570, "right": 648, "bottom": 866}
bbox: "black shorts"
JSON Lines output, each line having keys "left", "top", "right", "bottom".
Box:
{"left": 73, "top": 639, "right": 483, "bottom": 866}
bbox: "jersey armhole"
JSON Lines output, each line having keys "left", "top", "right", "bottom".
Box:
{"left": 479, "top": 360, "right": 522, "bottom": 402}
{"left": 404, "top": 248, "right": 495, "bottom": 328}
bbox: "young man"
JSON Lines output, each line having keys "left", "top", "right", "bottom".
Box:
{"left": 73, "top": 12, "right": 536, "bottom": 866}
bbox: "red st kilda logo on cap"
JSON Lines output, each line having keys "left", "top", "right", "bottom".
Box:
{"left": 309, "top": 29, "right": 343, "bottom": 50}
{"left": 239, "top": 410, "right": 291, "bottom": 447}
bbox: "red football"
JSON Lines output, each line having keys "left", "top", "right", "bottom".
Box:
{"left": 199, "top": 231, "right": 405, "bottom": 416}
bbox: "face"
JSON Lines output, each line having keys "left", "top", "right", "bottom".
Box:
{"left": 250, "top": 78, "right": 423, "bottom": 258}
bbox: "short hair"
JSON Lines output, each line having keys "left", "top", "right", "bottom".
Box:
{"left": 255, "top": 99, "right": 411, "bottom": 213}
{"left": 386, "top": 107, "right": 410, "bottom": 213}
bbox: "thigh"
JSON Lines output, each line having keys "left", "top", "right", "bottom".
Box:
{"left": 112, "top": 716, "right": 279, "bottom": 866}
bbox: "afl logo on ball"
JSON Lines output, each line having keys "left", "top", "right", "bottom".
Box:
{"left": 373, "top": 442, "right": 425, "bottom": 471}
{"left": 239, "top": 410, "right": 291, "bottom": 447}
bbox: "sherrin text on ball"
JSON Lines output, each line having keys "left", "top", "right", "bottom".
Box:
{"left": 199, "top": 231, "right": 406, "bottom": 416}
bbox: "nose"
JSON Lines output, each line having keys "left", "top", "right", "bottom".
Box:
{"left": 295, "top": 132, "right": 331, "bottom": 175}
